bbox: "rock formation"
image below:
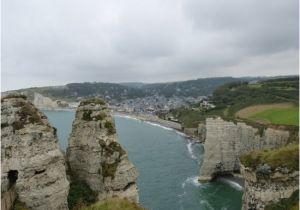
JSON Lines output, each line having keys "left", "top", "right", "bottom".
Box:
{"left": 199, "top": 118, "right": 290, "bottom": 182}
{"left": 1, "top": 94, "right": 69, "bottom": 210}
{"left": 33, "top": 92, "right": 69, "bottom": 109}
{"left": 241, "top": 164, "right": 299, "bottom": 210}
{"left": 67, "top": 98, "right": 139, "bottom": 202}
{"left": 240, "top": 143, "right": 299, "bottom": 210}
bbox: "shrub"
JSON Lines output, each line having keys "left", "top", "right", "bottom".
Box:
{"left": 17, "top": 103, "right": 42, "bottom": 125}
{"left": 12, "top": 121, "right": 24, "bottom": 132}
{"left": 104, "top": 121, "right": 116, "bottom": 135}
{"left": 1, "top": 122, "right": 9, "bottom": 128}
{"left": 67, "top": 181, "right": 97, "bottom": 210}
{"left": 101, "top": 162, "right": 119, "bottom": 180}
{"left": 1, "top": 94, "right": 27, "bottom": 102}
{"left": 82, "top": 110, "right": 92, "bottom": 121}
{"left": 240, "top": 144, "right": 299, "bottom": 171}
{"left": 80, "top": 98, "right": 106, "bottom": 106}
{"left": 102, "top": 142, "right": 126, "bottom": 157}
{"left": 100, "top": 142, "right": 126, "bottom": 180}
{"left": 13, "top": 200, "right": 30, "bottom": 210}
{"left": 82, "top": 198, "right": 145, "bottom": 210}
{"left": 94, "top": 112, "right": 107, "bottom": 121}
{"left": 265, "top": 190, "right": 299, "bottom": 210}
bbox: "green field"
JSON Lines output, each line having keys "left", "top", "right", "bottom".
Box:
{"left": 249, "top": 107, "right": 299, "bottom": 126}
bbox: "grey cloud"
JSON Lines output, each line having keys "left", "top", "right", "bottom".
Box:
{"left": 2, "top": 0, "right": 299, "bottom": 91}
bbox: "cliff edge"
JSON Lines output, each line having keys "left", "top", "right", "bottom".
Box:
{"left": 66, "top": 98, "right": 139, "bottom": 203}
{"left": 240, "top": 144, "right": 299, "bottom": 210}
{"left": 1, "top": 94, "right": 69, "bottom": 210}
{"left": 199, "top": 118, "right": 290, "bottom": 182}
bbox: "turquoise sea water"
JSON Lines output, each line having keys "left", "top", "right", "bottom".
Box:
{"left": 44, "top": 111, "right": 243, "bottom": 210}
{"left": 43, "top": 110, "right": 75, "bottom": 151}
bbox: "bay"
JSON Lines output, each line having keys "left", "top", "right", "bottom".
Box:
{"left": 44, "top": 111, "right": 243, "bottom": 210}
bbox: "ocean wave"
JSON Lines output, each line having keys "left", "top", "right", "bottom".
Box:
{"left": 114, "top": 114, "right": 140, "bottom": 121}
{"left": 200, "top": 200, "right": 215, "bottom": 210}
{"left": 187, "top": 142, "right": 197, "bottom": 160}
{"left": 218, "top": 178, "right": 244, "bottom": 191}
{"left": 177, "top": 191, "right": 186, "bottom": 197}
{"left": 144, "top": 121, "right": 174, "bottom": 131}
{"left": 182, "top": 176, "right": 202, "bottom": 188}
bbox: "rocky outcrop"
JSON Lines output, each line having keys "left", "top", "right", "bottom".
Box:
{"left": 241, "top": 164, "right": 299, "bottom": 210}
{"left": 1, "top": 94, "right": 69, "bottom": 210}
{"left": 67, "top": 98, "right": 139, "bottom": 202}
{"left": 33, "top": 92, "right": 69, "bottom": 109}
{"left": 199, "top": 118, "right": 290, "bottom": 182}
{"left": 197, "top": 123, "right": 206, "bottom": 142}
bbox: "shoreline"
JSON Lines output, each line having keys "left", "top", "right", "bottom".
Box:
{"left": 112, "top": 111, "right": 201, "bottom": 142}
{"left": 39, "top": 107, "right": 76, "bottom": 112}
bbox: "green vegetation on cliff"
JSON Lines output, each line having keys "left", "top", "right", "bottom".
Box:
{"left": 80, "top": 98, "right": 106, "bottom": 106}
{"left": 210, "top": 77, "right": 299, "bottom": 118}
{"left": 240, "top": 144, "right": 299, "bottom": 171}
{"left": 68, "top": 181, "right": 97, "bottom": 210}
{"left": 13, "top": 200, "right": 30, "bottom": 210}
{"left": 168, "top": 77, "right": 299, "bottom": 127}
{"left": 82, "top": 198, "right": 144, "bottom": 210}
{"left": 264, "top": 190, "right": 299, "bottom": 210}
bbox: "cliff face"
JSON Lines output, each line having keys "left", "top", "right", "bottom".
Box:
{"left": 241, "top": 164, "right": 299, "bottom": 210}
{"left": 199, "top": 118, "right": 290, "bottom": 182}
{"left": 33, "top": 92, "right": 69, "bottom": 109}
{"left": 67, "top": 98, "right": 139, "bottom": 202}
{"left": 1, "top": 95, "right": 69, "bottom": 210}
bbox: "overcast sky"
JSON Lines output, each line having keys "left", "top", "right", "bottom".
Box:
{"left": 2, "top": 0, "right": 299, "bottom": 91}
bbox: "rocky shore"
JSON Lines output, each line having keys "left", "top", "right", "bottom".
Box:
{"left": 113, "top": 111, "right": 205, "bottom": 143}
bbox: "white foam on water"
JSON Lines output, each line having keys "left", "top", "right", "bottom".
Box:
{"left": 144, "top": 121, "right": 174, "bottom": 131}
{"left": 200, "top": 200, "right": 215, "bottom": 210}
{"left": 174, "top": 130, "right": 189, "bottom": 137}
{"left": 178, "top": 191, "right": 186, "bottom": 197}
{"left": 187, "top": 142, "right": 197, "bottom": 160}
{"left": 218, "top": 178, "right": 244, "bottom": 191}
{"left": 114, "top": 114, "right": 140, "bottom": 121}
{"left": 183, "top": 176, "right": 202, "bottom": 188}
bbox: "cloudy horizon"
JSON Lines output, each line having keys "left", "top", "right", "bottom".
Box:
{"left": 2, "top": 0, "right": 299, "bottom": 91}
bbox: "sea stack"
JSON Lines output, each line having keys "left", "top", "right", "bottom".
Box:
{"left": 1, "top": 94, "right": 69, "bottom": 210}
{"left": 66, "top": 98, "right": 139, "bottom": 202}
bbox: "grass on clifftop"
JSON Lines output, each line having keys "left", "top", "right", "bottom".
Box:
{"left": 249, "top": 107, "right": 299, "bottom": 126}
{"left": 80, "top": 98, "right": 106, "bottom": 106}
{"left": 82, "top": 198, "right": 144, "bottom": 210}
{"left": 240, "top": 144, "right": 299, "bottom": 171}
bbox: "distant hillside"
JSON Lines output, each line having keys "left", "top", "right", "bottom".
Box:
{"left": 210, "top": 76, "right": 299, "bottom": 117}
{"left": 142, "top": 77, "right": 250, "bottom": 97}
{"left": 13, "top": 83, "right": 146, "bottom": 102}
{"left": 167, "top": 76, "right": 299, "bottom": 127}
{"left": 6, "top": 76, "right": 289, "bottom": 101}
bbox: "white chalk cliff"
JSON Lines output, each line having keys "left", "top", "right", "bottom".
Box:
{"left": 199, "top": 118, "right": 290, "bottom": 182}
{"left": 67, "top": 98, "right": 139, "bottom": 202}
{"left": 1, "top": 94, "right": 69, "bottom": 210}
